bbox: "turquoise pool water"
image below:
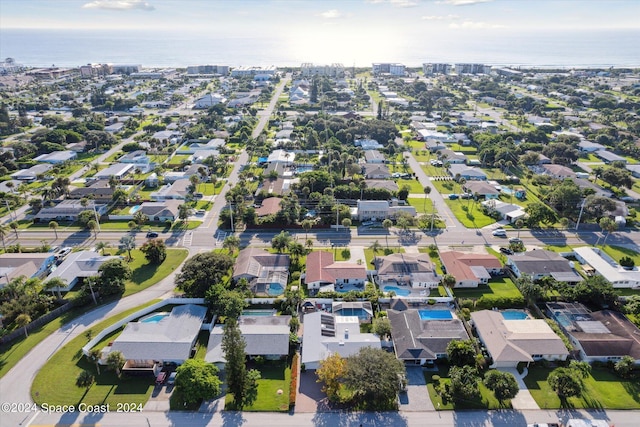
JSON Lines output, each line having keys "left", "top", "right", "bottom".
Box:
{"left": 140, "top": 313, "right": 169, "bottom": 323}
{"left": 335, "top": 307, "right": 370, "bottom": 320}
{"left": 383, "top": 285, "right": 411, "bottom": 297}
{"left": 502, "top": 311, "right": 528, "bottom": 320}
{"left": 267, "top": 283, "right": 284, "bottom": 296}
{"left": 129, "top": 205, "right": 142, "bottom": 214}
{"left": 419, "top": 310, "right": 453, "bottom": 320}
{"left": 242, "top": 310, "right": 276, "bottom": 316}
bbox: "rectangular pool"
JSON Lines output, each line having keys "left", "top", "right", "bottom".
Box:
{"left": 242, "top": 310, "right": 276, "bottom": 316}
{"left": 418, "top": 310, "right": 453, "bottom": 320}
{"left": 502, "top": 311, "right": 528, "bottom": 320}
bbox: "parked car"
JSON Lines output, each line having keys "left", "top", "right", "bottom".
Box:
{"left": 499, "top": 247, "right": 513, "bottom": 255}
{"left": 155, "top": 371, "right": 167, "bottom": 385}
{"left": 56, "top": 247, "right": 72, "bottom": 259}
{"left": 167, "top": 372, "right": 177, "bottom": 385}
{"left": 196, "top": 209, "right": 206, "bottom": 216}
{"left": 492, "top": 229, "right": 507, "bottom": 237}
{"left": 448, "top": 194, "right": 459, "bottom": 200}
{"left": 146, "top": 232, "right": 159, "bottom": 238}
{"left": 193, "top": 192, "right": 204, "bottom": 199}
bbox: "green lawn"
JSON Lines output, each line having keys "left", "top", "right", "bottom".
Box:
{"left": 426, "top": 368, "right": 509, "bottom": 410}
{"left": 444, "top": 199, "right": 496, "bottom": 228}
{"left": 200, "top": 181, "right": 224, "bottom": 196}
{"left": 225, "top": 360, "right": 292, "bottom": 412}
{"left": 524, "top": 366, "right": 640, "bottom": 409}
{"left": 602, "top": 245, "right": 640, "bottom": 266}
{"left": 320, "top": 248, "right": 352, "bottom": 261}
{"left": 120, "top": 248, "right": 189, "bottom": 297}
{"left": 31, "top": 300, "right": 160, "bottom": 407}
{"left": 453, "top": 277, "right": 521, "bottom": 299}
{"left": 407, "top": 197, "right": 434, "bottom": 215}
{"left": 394, "top": 178, "right": 423, "bottom": 194}
{"left": 364, "top": 246, "right": 404, "bottom": 267}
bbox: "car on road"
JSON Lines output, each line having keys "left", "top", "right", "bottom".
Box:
{"left": 146, "top": 232, "right": 159, "bottom": 238}
{"left": 499, "top": 247, "right": 513, "bottom": 255}
{"left": 492, "top": 229, "right": 507, "bottom": 237}
{"left": 509, "top": 237, "right": 522, "bottom": 244}
{"left": 56, "top": 247, "right": 72, "bottom": 259}
{"left": 196, "top": 209, "right": 206, "bottom": 216}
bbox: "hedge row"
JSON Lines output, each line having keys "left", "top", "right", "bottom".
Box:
{"left": 289, "top": 353, "right": 299, "bottom": 408}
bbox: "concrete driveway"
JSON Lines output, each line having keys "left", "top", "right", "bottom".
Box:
{"left": 400, "top": 366, "right": 434, "bottom": 412}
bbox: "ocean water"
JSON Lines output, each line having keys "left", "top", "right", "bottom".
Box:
{"left": 1, "top": 28, "right": 639, "bottom": 68}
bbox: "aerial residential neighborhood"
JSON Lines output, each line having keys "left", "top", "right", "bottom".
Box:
{"left": 1, "top": 53, "right": 640, "bottom": 427}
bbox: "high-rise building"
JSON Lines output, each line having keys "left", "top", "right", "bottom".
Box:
{"left": 372, "top": 63, "right": 406, "bottom": 76}
{"left": 300, "top": 63, "right": 345, "bottom": 77}
{"left": 422, "top": 63, "right": 451, "bottom": 75}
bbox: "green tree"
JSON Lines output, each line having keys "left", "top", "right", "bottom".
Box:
{"left": 95, "top": 241, "right": 110, "bottom": 256}
{"left": 342, "top": 347, "right": 406, "bottom": 409}
{"left": 88, "top": 348, "right": 102, "bottom": 375}
{"left": 316, "top": 352, "right": 347, "bottom": 401}
{"left": 440, "top": 274, "right": 456, "bottom": 290}
{"left": 598, "top": 217, "right": 617, "bottom": 246}
{"left": 87, "top": 220, "right": 98, "bottom": 238}
{"left": 119, "top": 235, "right": 136, "bottom": 260}
{"left": 301, "top": 219, "right": 314, "bottom": 240}
{"left": 75, "top": 370, "right": 95, "bottom": 391}
{"left": 449, "top": 365, "right": 480, "bottom": 401}
{"left": 548, "top": 367, "right": 583, "bottom": 399}
{"left": 174, "top": 359, "right": 222, "bottom": 406}
{"left": 271, "top": 231, "right": 292, "bottom": 253}
{"left": 106, "top": 350, "right": 126, "bottom": 378}
{"left": 178, "top": 203, "right": 190, "bottom": 224}
{"left": 614, "top": 356, "right": 635, "bottom": 379}
{"left": 48, "top": 221, "right": 59, "bottom": 239}
{"left": 524, "top": 202, "right": 557, "bottom": 228}
{"left": 382, "top": 219, "right": 393, "bottom": 249}
{"left": 369, "top": 240, "right": 382, "bottom": 255}
{"left": 15, "top": 313, "right": 31, "bottom": 338}
{"left": 372, "top": 317, "right": 392, "bottom": 340}
{"left": 483, "top": 370, "right": 519, "bottom": 404}
{"left": 9, "top": 221, "right": 19, "bottom": 238}
{"left": 97, "top": 258, "right": 131, "bottom": 296}
{"left": 43, "top": 277, "right": 66, "bottom": 300}
{"left": 175, "top": 252, "right": 234, "bottom": 298}
{"left": 222, "top": 319, "right": 260, "bottom": 409}
{"left": 223, "top": 235, "right": 241, "bottom": 254}
{"left": 133, "top": 210, "right": 147, "bottom": 227}
{"left": 205, "top": 285, "right": 248, "bottom": 319}
{"left": 0, "top": 224, "right": 7, "bottom": 251}
{"left": 423, "top": 186, "right": 431, "bottom": 212}
{"left": 446, "top": 339, "right": 477, "bottom": 368}
{"left": 140, "top": 238, "right": 167, "bottom": 264}
{"left": 77, "top": 210, "right": 97, "bottom": 227}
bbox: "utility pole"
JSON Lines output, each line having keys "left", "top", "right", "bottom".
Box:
{"left": 575, "top": 198, "right": 586, "bottom": 231}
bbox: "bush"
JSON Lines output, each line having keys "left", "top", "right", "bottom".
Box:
{"left": 459, "top": 298, "right": 475, "bottom": 310}
{"left": 431, "top": 375, "right": 441, "bottom": 383}
{"left": 289, "top": 353, "right": 299, "bottom": 408}
{"left": 427, "top": 299, "right": 436, "bottom": 305}
{"left": 290, "top": 271, "right": 301, "bottom": 282}
{"left": 620, "top": 256, "right": 635, "bottom": 268}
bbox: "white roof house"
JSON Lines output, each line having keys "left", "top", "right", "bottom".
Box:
{"left": 481, "top": 200, "right": 526, "bottom": 223}
{"left": 301, "top": 312, "right": 381, "bottom": 370}
{"left": 46, "top": 250, "right": 118, "bottom": 291}
{"left": 267, "top": 149, "right": 296, "bottom": 164}
{"left": 91, "top": 163, "right": 135, "bottom": 180}
{"left": 573, "top": 246, "right": 640, "bottom": 288}
{"left": 11, "top": 164, "right": 53, "bottom": 181}
{"left": 193, "top": 93, "right": 227, "bottom": 109}
{"left": 34, "top": 150, "right": 77, "bottom": 164}
{"left": 471, "top": 310, "right": 569, "bottom": 368}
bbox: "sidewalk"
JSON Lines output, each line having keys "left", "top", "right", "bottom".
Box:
{"left": 499, "top": 367, "right": 540, "bottom": 410}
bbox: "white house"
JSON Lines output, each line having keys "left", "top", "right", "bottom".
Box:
{"left": 573, "top": 246, "right": 640, "bottom": 288}
{"left": 193, "top": 93, "right": 227, "bottom": 109}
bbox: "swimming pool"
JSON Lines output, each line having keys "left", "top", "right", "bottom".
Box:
{"left": 502, "top": 310, "right": 528, "bottom": 320}
{"left": 140, "top": 312, "right": 169, "bottom": 323}
{"left": 419, "top": 310, "right": 453, "bottom": 320}
{"left": 383, "top": 285, "right": 411, "bottom": 297}
{"left": 554, "top": 311, "right": 573, "bottom": 328}
{"left": 242, "top": 309, "right": 276, "bottom": 316}
{"left": 129, "top": 205, "right": 142, "bottom": 214}
{"left": 335, "top": 307, "right": 370, "bottom": 320}
{"left": 267, "top": 283, "right": 284, "bottom": 296}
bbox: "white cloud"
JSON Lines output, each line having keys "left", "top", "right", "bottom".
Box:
{"left": 366, "top": 0, "right": 419, "bottom": 7}
{"left": 438, "top": 0, "right": 493, "bottom": 5}
{"left": 449, "top": 20, "right": 506, "bottom": 29}
{"left": 82, "top": 0, "right": 154, "bottom": 11}
{"left": 318, "top": 9, "right": 342, "bottom": 19}
{"left": 421, "top": 14, "right": 459, "bottom": 20}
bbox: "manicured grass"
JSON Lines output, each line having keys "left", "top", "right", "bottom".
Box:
{"left": 602, "top": 245, "right": 640, "bottom": 266}
{"left": 31, "top": 300, "right": 160, "bottom": 407}
{"left": 453, "top": 277, "right": 521, "bottom": 299}
{"left": 395, "top": 178, "right": 423, "bottom": 194}
{"left": 407, "top": 197, "right": 434, "bottom": 215}
{"left": 225, "top": 360, "right": 292, "bottom": 412}
{"left": 320, "top": 248, "right": 352, "bottom": 261}
{"left": 426, "top": 368, "right": 509, "bottom": 410}
{"left": 200, "top": 181, "right": 224, "bottom": 196}
{"left": 543, "top": 245, "right": 575, "bottom": 253}
{"left": 430, "top": 179, "right": 457, "bottom": 194}
{"left": 444, "top": 199, "right": 496, "bottom": 228}
{"left": 364, "top": 246, "right": 404, "bottom": 267}
{"left": 449, "top": 144, "right": 478, "bottom": 154}
{"left": 122, "top": 248, "right": 189, "bottom": 297}
{"left": 194, "top": 330, "right": 209, "bottom": 360}
{"left": 524, "top": 366, "right": 640, "bottom": 409}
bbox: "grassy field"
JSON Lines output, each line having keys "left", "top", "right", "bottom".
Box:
{"left": 453, "top": 277, "right": 521, "bottom": 299}
{"left": 225, "top": 360, "right": 292, "bottom": 412}
{"left": 121, "top": 248, "right": 189, "bottom": 297}
{"left": 395, "top": 178, "right": 424, "bottom": 194}
{"left": 407, "top": 197, "right": 434, "bottom": 215}
{"left": 364, "top": 246, "right": 404, "bottom": 267}
{"left": 425, "top": 368, "right": 509, "bottom": 410}
{"left": 524, "top": 366, "right": 640, "bottom": 409}
{"left": 444, "top": 199, "right": 496, "bottom": 228}
{"left": 31, "top": 300, "right": 160, "bottom": 407}
{"left": 602, "top": 245, "right": 640, "bottom": 266}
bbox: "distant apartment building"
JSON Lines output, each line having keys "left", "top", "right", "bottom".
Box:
{"left": 79, "top": 63, "right": 112, "bottom": 78}
{"left": 300, "top": 63, "right": 345, "bottom": 78}
{"left": 0, "top": 58, "right": 24, "bottom": 74}
{"left": 423, "top": 63, "right": 451, "bottom": 75}
{"left": 455, "top": 63, "right": 491, "bottom": 75}
{"left": 27, "top": 67, "right": 76, "bottom": 80}
{"left": 186, "top": 65, "right": 229, "bottom": 75}
{"left": 111, "top": 64, "right": 142, "bottom": 74}
{"left": 230, "top": 66, "right": 277, "bottom": 77}
{"left": 372, "top": 63, "right": 405, "bottom": 76}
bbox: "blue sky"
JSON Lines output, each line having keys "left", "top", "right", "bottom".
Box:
{"left": 2, "top": 0, "right": 639, "bottom": 32}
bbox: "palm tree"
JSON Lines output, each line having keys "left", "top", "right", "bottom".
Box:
{"left": 119, "top": 235, "right": 136, "bottom": 260}
{"left": 15, "top": 313, "right": 31, "bottom": 338}
{"left": 223, "top": 235, "right": 240, "bottom": 254}
{"left": 423, "top": 186, "right": 431, "bottom": 212}
{"left": 382, "top": 219, "right": 393, "bottom": 249}
{"left": 88, "top": 348, "right": 102, "bottom": 375}
{"left": 599, "top": 217, "right": 618, "bottom": 246}
{"left": 288, "top": 240, "right": 306, "bottom": 265}
{"left": 44, "top": 277, "right": 66, "bottom": 300}
{"left": 75, "top": 370, "right": 95, "bottom": 392}
{"left": 515, "top": 219, "right": 524, "bottom": 239}
{"left": 0, "top": 224, "right": 7, "bottom": 252}
{"left": 560, "top": 217, "right": 570, "bottom": 231}
{"left": 49, "top": 221, "right": 59, "bottom": 239}
{"left": 301, "top": 219, "right": 314, "bottom": 240}
{"left": 305, "top": 238, "right": 314, "bottom": 250}
{"left": 9, "top": 221, "right": 19, "bottom": 238}
{"left": 87, "top": 220, "right": 98, "bottom": 239}
{"left": 95, "top": 241, "right": 110, "bottom": 256}
{"left": 369, "top": 240, "right": 382, "bottom": 254}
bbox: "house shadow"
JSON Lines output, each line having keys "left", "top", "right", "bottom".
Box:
{"left": 311, "top": 411, "right": 408, "bottom": 427}
{"left": 453, "top": 409, "right": 526, "bottom": 427}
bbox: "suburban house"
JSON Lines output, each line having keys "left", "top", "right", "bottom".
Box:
{"left": 438, "top": 149, "right": 467, "bottom": 164}
{"left": 181, "top": 138, "right": 226, "bottom": 154}
{"left": 471, "top": 310, "right": 569, "bottom": 368}
{"left": 364, "top": 150, "right": 386, "bottom": 164}
{"left": 355, "top": 139, "right": 383, "bottom": 150}
{"left": 68, "top": 179, "right": 115, "bottom": 203}
{"left": 364, "top": 180, "right": 399, "bottom": 192}
{"left": 547, "top": 302, "right": 640, "bottom": 363}
{"left": 578, "top": 140, "right": 605, "bottom": 152}
{"left": 34, "top": 150, "right": 77, "bottom": 164}
{"left": 439, "top": 251, "right": 502, "bottom": 288}
{"left": 118, "top": 150, "right": 150, "bottom": 165}
{"left": 356, "top": 200, "right": 416, "bottom": 222}
{"left": 374, "top": 253, "right": 439, "bottom": 289}
{"left": 0, "top": 253, "right": 57, "bottom": 286}
{"left": 463, "top": 181, "right": 500, "bottom": 199}
{"left": 507, "top": 250, "right": 582, "bottom": 282}
{"left": 539, "top": 164, "right": 576, "bottom": 179}
{"left": 193, "top": 93, "right": 227, "bottom": 109}
{"left": 267, "top": 149, "right": 296, "bottom": 165}
{"left": 304, "top": 251, "right": 367, "bottom": 293}
{"left": 626, "top": 164, "right": 640, "bottom": 178}
{"left": 388, "top": 308, "right": 469, "bottom": 365}
{"left": 363, "top": 164, "right": 391, "bottom": 179}
{"left": 425, "top": 139, "right": 446, "bottom": 152}
{"left": 90, "top": 163, "right": 135, "bottom": 181}
{"left": 11, "top": 164, "right": 53, "bottom": 182}
{"left": 232, "top": 248, "right": 290, "bottom": 295}
{"left": 574, "top": 178, "right": 612, "bottom": 198}
{"left": 206, "top": 315, "right": 291, "bottom": 370}
{"left": 301, "top": 311, "right": 381, "bottom": 370}
{"left": 447, "top": 164, "right": 487, "bottom": 181}
{"left": 255, "top": 197, "right": 282, "bottom": 217}
{"left": 573, "top": 246, "right": 640, "bottom": 288}
{"left": 35, "top": 200, "right": 108, "bottom": 222}
{"left": 481, "top": 200, "right": 527, "bottom": 223}
{"left": 108, "top": 304, "right": 207, "bottom": 371}
{"left": 46, "top": 250, "right": 118, "bottom": 291}
{"left": 595, "top": 150, "right": 626, "bottom": 164}
{"left": 138, "top": 200, "right": 182, "bottom": 222}
{"left": 150, "top": 178, "right": 192, "bottom": 201}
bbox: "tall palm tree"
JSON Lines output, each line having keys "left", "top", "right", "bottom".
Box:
{"left": 382, "top": 219, "right": 393, "bottom": 249}
{"left": 44, "top": 277, "right": 67, "bottom": 300}
{"left": 223, "top": 235, "right": 240, "bottom": 254}
{"left": 423, "top": 186, "right": 431, "bottom": 212}
{"left": 0, "top": 224, "right": 7, "bottom": 252}
{"left": 49, "top": 221, "right": 59, "bottom": 239}
{"left": 15, "top": 313, "right": 31, "bottom": 338}
{"left": 87, "top": 220, "right": 98, "bottom": 239}
{"left": 95, "top": 241, "right": 110, "bottom": 256}
{"left": 9, "top": 221, "right": 19, "bottom": 238}
{"left": 301, "top": 219, "right": 314, "bottom": 240}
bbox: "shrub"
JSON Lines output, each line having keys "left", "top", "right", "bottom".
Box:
{"left": 289, "top": 353, "right": 299, "bottom": 408}
{"left": 620, "top": 256, "right": 635, "bottom": 268}
{"left": 427, "top": 299, "right": 436, "bottom": 305}
{"left": 459, "top": 299, "right": 475, "bottom": 310}
{"left": 431, "top": 375, "right": 441, "bottom": 384}
{"left": 290, "top": 271, "right": 301, "bottom": 282}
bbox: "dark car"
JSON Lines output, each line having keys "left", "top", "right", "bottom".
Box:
{"left": 499, "top": 247, "right": 513, "bottom": 255}
{"left": 146, "top": 232, "right": 159, "bottom": 238}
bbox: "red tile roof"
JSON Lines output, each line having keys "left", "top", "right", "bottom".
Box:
{"left": 440, "top": 251, "right": 501, "bottom": 282}
{"left": 305, "top": 251, "right": 367, "bottom": 285}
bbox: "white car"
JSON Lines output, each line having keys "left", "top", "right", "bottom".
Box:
{"left": 492, "top": 229, "right": 507, "bottom": 237}
{"left": 167, "top": 372, "right": 177, "bottom": 385}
